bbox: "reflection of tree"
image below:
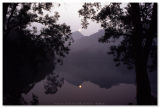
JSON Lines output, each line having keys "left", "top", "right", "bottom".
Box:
{"left": 79, "top": 3, "right": 157, "bottom": 105}
{"left": 44, "top": 72, "right": 64, "bottom": 94}
{"left": 3, "top": 3, "right": 72, "bottom": 105}
{"left": 30, "top": 94, "right": 39, "bottom": 105}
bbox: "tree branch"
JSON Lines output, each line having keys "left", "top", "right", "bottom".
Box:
{"left": 7, "top": 3, "right": 18, "bottom": 30}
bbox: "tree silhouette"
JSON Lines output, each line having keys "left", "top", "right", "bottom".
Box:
{"left": 44, "top": 72, "right": 64, "bottom": 94}
{"left": 30, "top": 94, "right": 39, "bottom": 105}
{"left": 3, "top": 3, "right": 72, "bottom": 105}
{"left": 79, "top": 3, "right": 157, "bottom": 105}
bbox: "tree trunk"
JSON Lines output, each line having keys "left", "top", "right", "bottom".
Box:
{"left": 135, "top": 56, "right": 152, "bottom": 105}
{"left": 130, "top": 3, "right": 152, "bottom": 105}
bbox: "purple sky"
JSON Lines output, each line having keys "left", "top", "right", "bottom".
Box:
{"left": 29, "top": 3, "right": 128, "bottom": 36}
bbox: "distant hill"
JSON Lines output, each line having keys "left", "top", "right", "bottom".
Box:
{"left": 56, "top": 30, "right": 135, "bottom": 88}
{"left": 71, "top": 31, "right": 84, "bottom": 41}
{"left": 56, "top": 30, "right": 157, "bottom": 95}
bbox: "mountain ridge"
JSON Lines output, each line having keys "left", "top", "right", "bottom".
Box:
{"left": 57, "top": 30, "right": 135, "bottom": 89}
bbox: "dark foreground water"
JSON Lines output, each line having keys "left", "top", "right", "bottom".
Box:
{"left": 23, "top": 79, "right": 136, "bottom": 105}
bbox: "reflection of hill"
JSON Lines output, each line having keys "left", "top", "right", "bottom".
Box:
{"left": 23, "top": 80, "right": 136, "bottom": 105}
{"left": 56, "top": 30, "right": 157, "bottom": 95}
{"left": 56, "top": 30, "right": 136, "bottom": 89}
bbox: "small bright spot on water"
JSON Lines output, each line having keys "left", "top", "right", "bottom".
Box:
{"left": 78, "top": 85, "right": 82, "bottom": 88}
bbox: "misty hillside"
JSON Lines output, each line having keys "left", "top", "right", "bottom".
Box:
{"left": 71, "top": 31, "right": 84, "bottom": 41}
{"left": 56, "top": 30, "right": 135, "bottom": 88}
{"left": 56, "top": 30, "right": 156, "bottom": 94}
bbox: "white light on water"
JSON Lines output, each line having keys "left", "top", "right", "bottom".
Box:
{"left": 78, "top": 85, "right": 82, "bottom": 88}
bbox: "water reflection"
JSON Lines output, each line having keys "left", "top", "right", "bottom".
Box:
{"left": 44, "top": 72, "right": 64, "bottom": 95}
{"left": 23, "top": 80, "right": 136, "bottom": 105}
{"left": 3, "top": 29, "right": 157, "bottom": 105}
{"left": 3, "top": 3, "right": 157, "bottom": 105}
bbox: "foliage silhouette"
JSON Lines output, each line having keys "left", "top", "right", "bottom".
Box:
{"left": 30, "top": 94, "right": 39, "bottom": 105}
{"left": 44, "top": 72, "right": 64, "bottom": 94}
{"left": 3, "top": 3, "right": 72, "bottom": 105}
{"left": 79, "top": 3, "right": 157, "bottom": 105}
